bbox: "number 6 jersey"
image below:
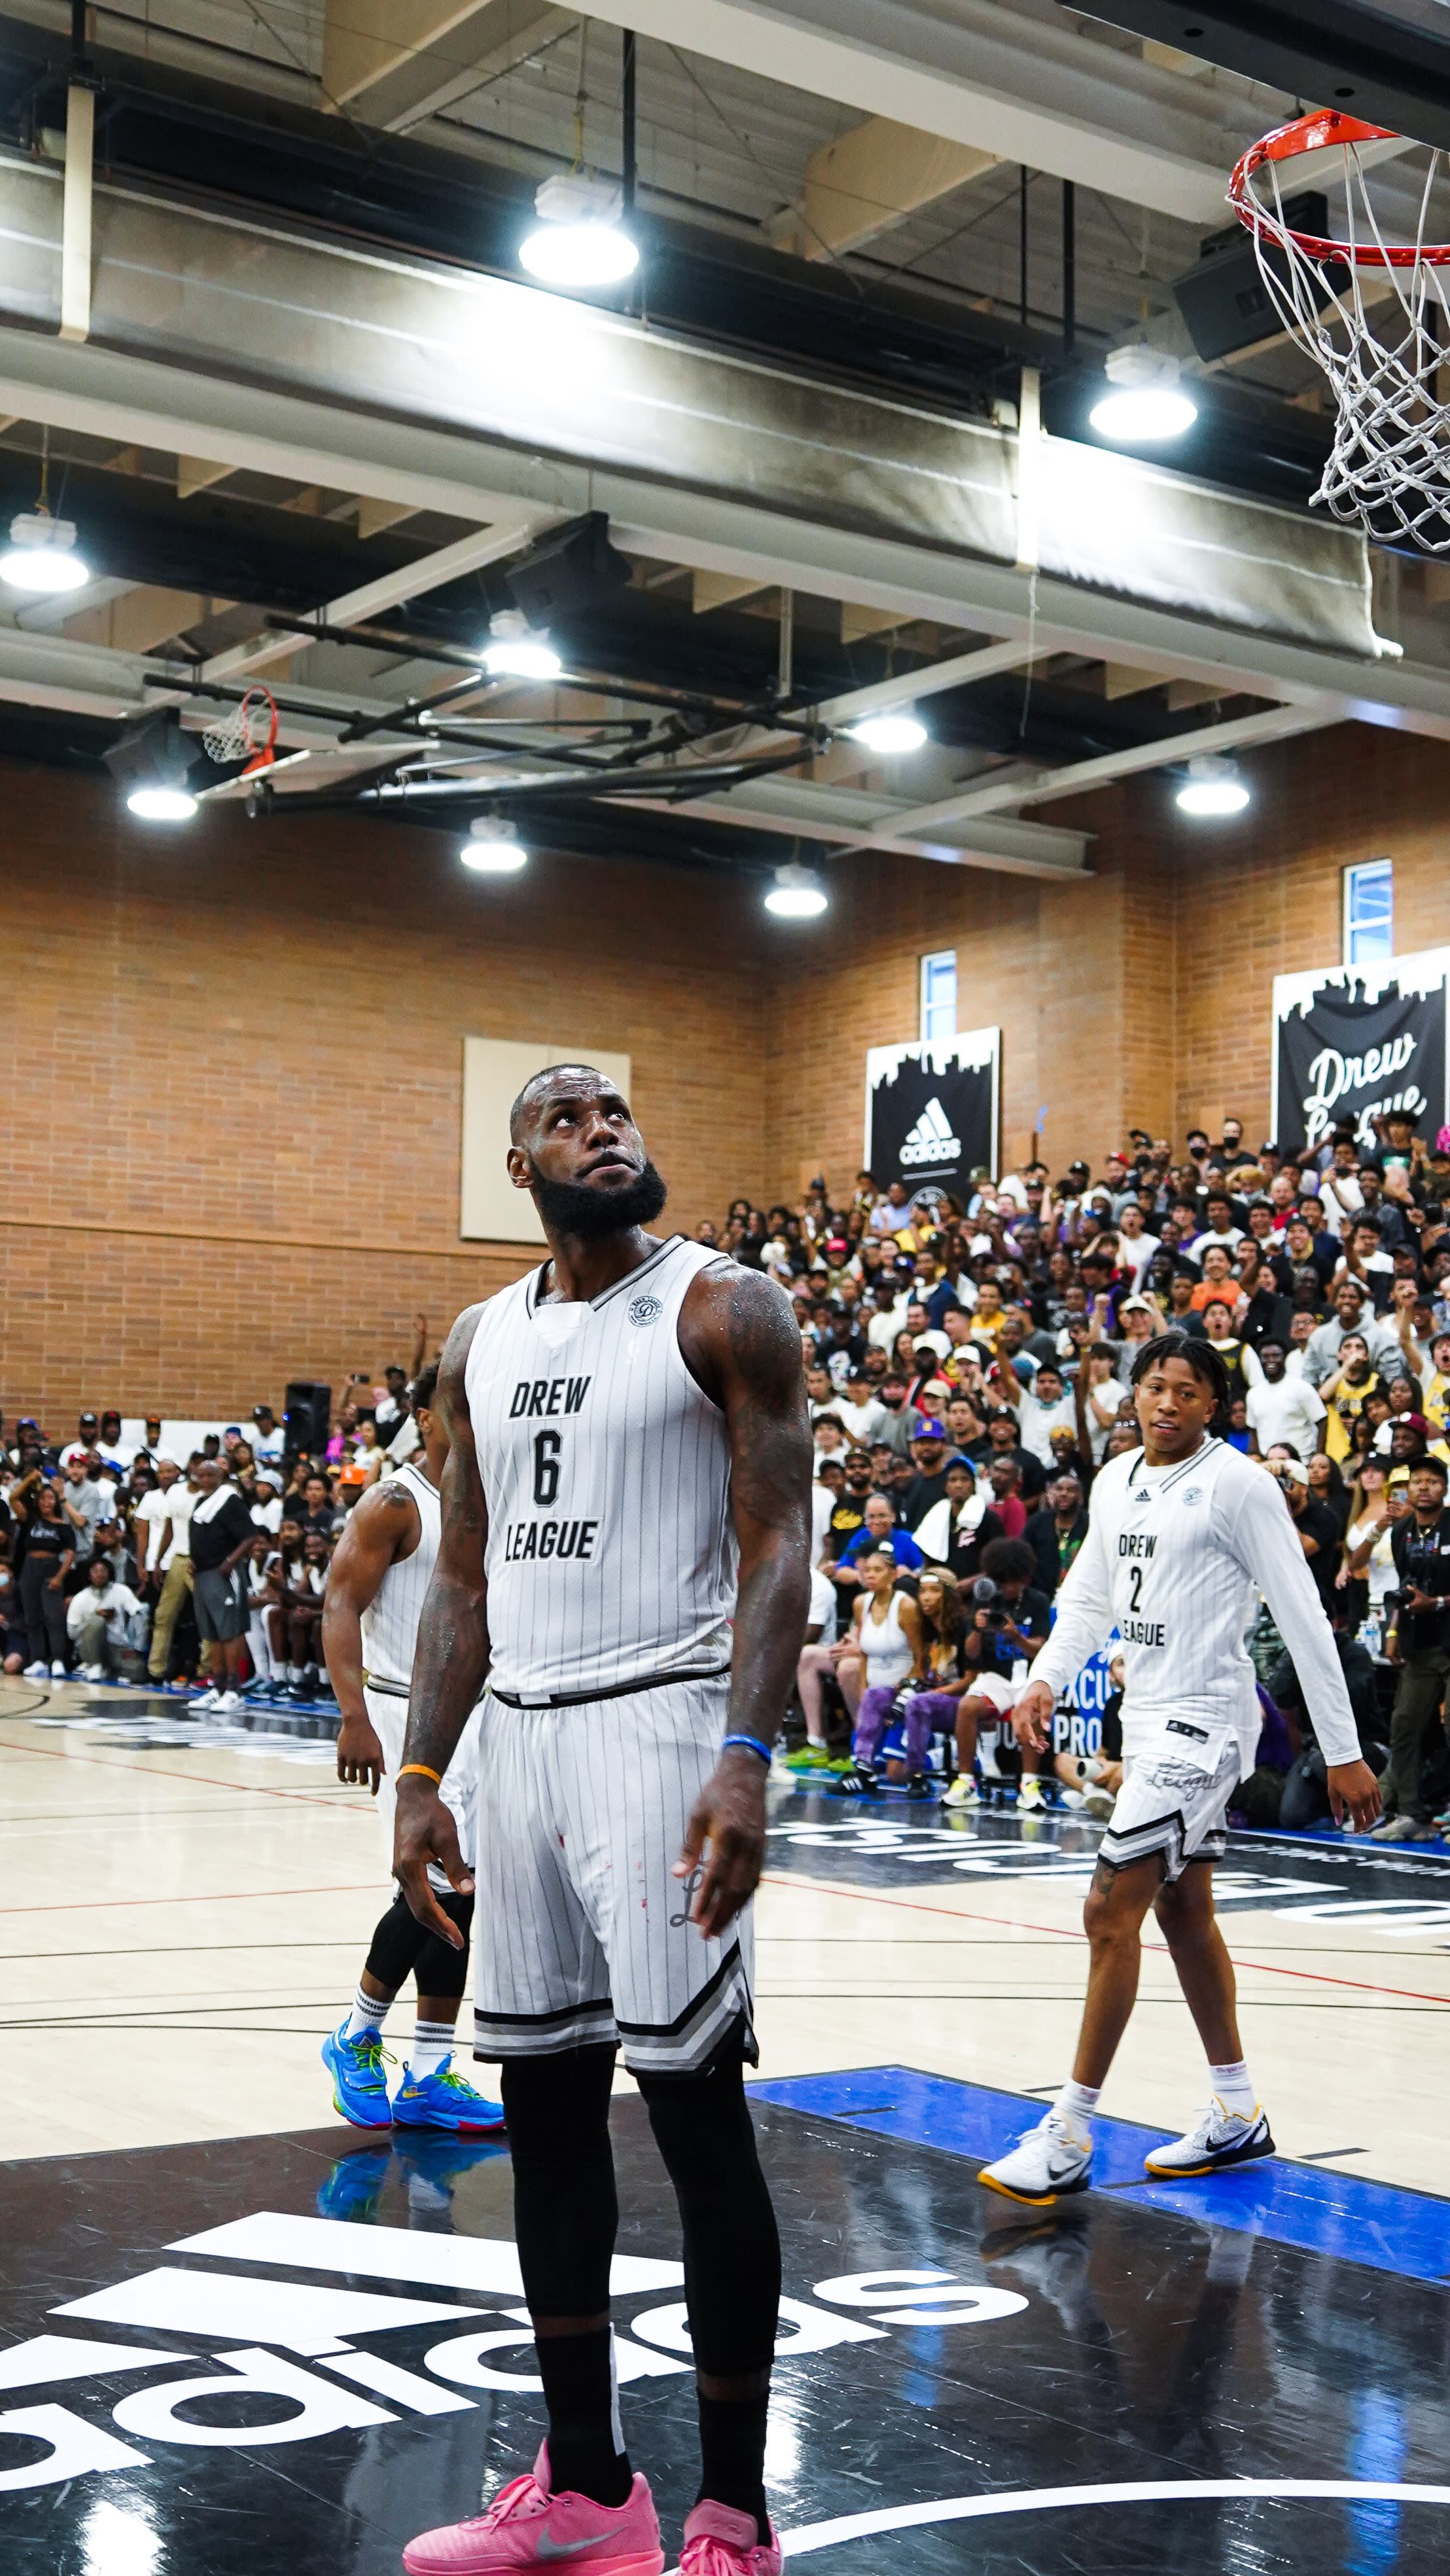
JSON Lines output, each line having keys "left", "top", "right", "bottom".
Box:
{"left": 1030, "top": 1437, "right": 1360, "bottom": 1770}
{"left": 464, "top": 1234, "right": 736, "bottom": 1698}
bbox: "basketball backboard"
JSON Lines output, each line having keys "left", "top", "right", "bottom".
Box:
{"left": 1078, "top": 1, "right": 1450, "bottom": 152}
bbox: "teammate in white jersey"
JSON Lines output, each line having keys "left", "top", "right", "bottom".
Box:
{"left": 980, "top": 1330, "right": 1381, "bottom": 2208}
{"left": 318, "top": 1366, "right": 503, "bottom": 2138}
{"left": 393, "top": 1067, "right": 811, "bottom": 2576}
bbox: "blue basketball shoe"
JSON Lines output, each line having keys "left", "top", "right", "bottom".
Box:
{"left": 391, "top": 2057, "right": 506, "bottom": 2134}
{"left": 321, "top": 2020, "right": 393, "bottom": 2129}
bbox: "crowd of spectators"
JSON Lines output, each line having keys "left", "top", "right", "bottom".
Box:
{"left": 0, "top": 1346, "right": 429, "bottom": 1711}
{"left": 10, "top": 1123, "right": 1450, "bottom": 1843}
{"left": 701, "top": 1111, "right": 1450, "bottom": 1841}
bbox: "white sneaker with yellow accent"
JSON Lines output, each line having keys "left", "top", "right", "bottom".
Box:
{"left": 1143, "top": 2100, "right": 1273, "bottom": 2178}
{"left": 978, "top": 2109, "right": 1092, "bottom": 2204}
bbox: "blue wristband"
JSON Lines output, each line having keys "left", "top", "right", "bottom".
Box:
{"left": 722, "top": 1732, "right": 773, "bottom": 1765}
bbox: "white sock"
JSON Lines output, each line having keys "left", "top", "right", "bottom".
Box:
{"left": 1210, "top": 2060, "right": 1257, "bottom": 2119}
{"left": 410, "top": 2018, "right": 454, "bottom": 2078}
{"left": 1054, "top": 2078, "right": 1101, "bottom": 2143}
{"left": 345, "top": 1985, "right": 389, "bottom": 2043}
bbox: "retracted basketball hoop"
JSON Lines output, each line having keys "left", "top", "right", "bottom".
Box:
{"left": 1229, "top": 109, "right": 1450, "bottom": 550}
{"left": 202, "top": 683, "right": 279, "bottom": 774}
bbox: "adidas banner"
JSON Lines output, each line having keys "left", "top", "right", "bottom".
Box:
{"left": 1270, "top": 948, "right": 1450, "bottom": 1158}
{"left": 864, "top": 1029, "right": 1000, "bottom": 1199}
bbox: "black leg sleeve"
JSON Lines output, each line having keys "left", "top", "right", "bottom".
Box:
{"left": 500, "top": 2043, "right": 620, "bottom": 2318}
{"left": 636, "top": 2033, "right": 781, "bottom": 2380}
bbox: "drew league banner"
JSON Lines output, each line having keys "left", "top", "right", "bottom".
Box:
{"left": 864, "top": 1029, "right": 1000, "bottom": 1200}
{"left": 1271, "top": 948, "right": 1450, "bottom": 1156}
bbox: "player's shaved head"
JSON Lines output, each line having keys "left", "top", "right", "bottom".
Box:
{"left": 509, "top": 1064, "right": 614, "bottom": 1143}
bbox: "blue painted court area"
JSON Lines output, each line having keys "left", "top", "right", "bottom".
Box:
{"left": 749, "top": 2066, "right": 1450, "bottom": 2287}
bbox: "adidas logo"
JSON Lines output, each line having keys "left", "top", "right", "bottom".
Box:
{"left": 900, "top": 1097, "right": 962, "bottom": 1166}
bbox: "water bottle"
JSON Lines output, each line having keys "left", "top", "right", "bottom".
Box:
{"left": 1359, "top": 1609, "right": 1383, "bottom": 1656}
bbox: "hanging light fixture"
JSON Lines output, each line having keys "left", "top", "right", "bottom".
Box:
{"left": 1090, "top": 346, "right": 1198, "bottom": 445}
{"left": 847, "top": 709, "right": 928, "bottom": 756}
{"left": 1176, "top": 754, "right": 1250, "bottom": 817}
{"left": 764, "top": 863, "right": 827, "bottom": 918}
{"left": 520, "top": 172, "right": 638, "bottom": 288}
{"left": 101, "top": 709, "right": 200, "bottom": 823}
{"left": 1, "top": 429, "right": 89, "bottom": 592}
{"left": 461, "top": 816, "right": 529, "bottom": 873}
{"left": 1, "top": 509, "right": 88, "bottom": 592}
{"left": 481, "top": 609, "right": 563, "bottom": 681}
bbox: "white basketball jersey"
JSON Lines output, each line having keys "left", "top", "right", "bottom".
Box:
{"left": 359, "top": 1458, "right": 440, "bottom": 1689}
{"left": 464, "top": 1235, "right": 735, "bottom": 1696}
{"left": 1032, "top": 1435, "right": 1360, "bottom": 1769}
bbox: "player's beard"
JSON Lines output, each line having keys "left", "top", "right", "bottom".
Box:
{"left": 533, "top": 1158, "right": 668, "bottom": 1241}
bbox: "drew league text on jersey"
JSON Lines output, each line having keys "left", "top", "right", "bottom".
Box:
{"left": 503, "top": 1374, "right": 599, "bottom": 1564}
{"left": 1118, "top": 1526, "right": 1166, "bottom": 1647}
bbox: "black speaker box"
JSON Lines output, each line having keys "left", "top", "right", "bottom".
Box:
{"left": 283, "top": 1380, "right": 332, "bottom": 1457}
{"left": 1173, "top": 194, "right": 1346, "bottom": 363}
{"left": 504, "top": 512, "right": 631, "bottom": 630}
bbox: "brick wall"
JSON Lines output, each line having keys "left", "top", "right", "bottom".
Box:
{"left": 7, "top": 721, "right": 1449, "bottom": 1418}
{"left": 762, "top": 719, "right": 1450, "bottom": 1206}
{"left": 1, "top": 770, "right": 764, "bottom": 1423}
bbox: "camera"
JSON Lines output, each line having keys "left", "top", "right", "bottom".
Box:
{"left": 970, "top": 1575, "right": 1012, "bottom": 1631}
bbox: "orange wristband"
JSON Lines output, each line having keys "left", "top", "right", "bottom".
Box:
{"left": 397, "top": 1762, "right": 442, "bottom": 1785}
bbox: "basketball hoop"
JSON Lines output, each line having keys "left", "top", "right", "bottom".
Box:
{"left": 202, "top": 684, "right": 279, "bottom": 773}
{"left": 1229, "top": 110, "right": 1450, "bottom": 550}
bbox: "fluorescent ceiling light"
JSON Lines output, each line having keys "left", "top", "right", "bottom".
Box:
{"left": 520, "top": 171, "right": 639, "bottom": 289}
{"left": 848, "top": 709, "right": 928, "bottom": 756}
{"left": 462, "top": 817, "right": 528, "bottom": 874}
{"left": 1090, "top": 346, "right": 1197, "bottom": 446}
{"left": 126, "top": 785, "right": 198, "bottom": 822}
{"left": 1, "top": 510, "right": 88, "bottom": 592}
{"left": 1176, "top": 755, "right": 1250, "bottom": 817}
{"left": 482, "top": 609, "right": 562, "bottom": 681}
{"left": 764, "top": 863, "right": 827, "bottom": 918}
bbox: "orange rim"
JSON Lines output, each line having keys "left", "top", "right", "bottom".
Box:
{"left": 1229, "top": 110, "right": 1450, "bottom": 270}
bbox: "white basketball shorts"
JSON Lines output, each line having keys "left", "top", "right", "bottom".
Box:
{"left": 1099, "top": 1736, "right": 1241, "bottom": 1883}
{"left": 364, "top": 1683, "right": 482, "bottom": 1893}
{"left": 470, "top": 1675, "right": 756, "bottom": 2076}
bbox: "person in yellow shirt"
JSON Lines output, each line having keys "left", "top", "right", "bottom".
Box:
{"left": 1320, "top": 1331, "right": 1381, "bottom": 1464}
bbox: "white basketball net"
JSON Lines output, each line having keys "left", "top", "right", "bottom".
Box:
{"left": 1236, "top": 135, "right": 1450, "bottom": 552}
{"left": 202, "top": 686, "right": 276, "bottom": 768}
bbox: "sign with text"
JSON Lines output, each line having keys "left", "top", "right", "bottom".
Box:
{"left": 864, "top": 1028, "right": 1000, "bottom": 1198}
{"left": 1271, "top": 949, "right": 1450, "bottom": 1156}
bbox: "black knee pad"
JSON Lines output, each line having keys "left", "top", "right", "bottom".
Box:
{"left": 501, "top": 2045, "right": 619, "bottom": 2317}
{"left": 364, "top": 1887, "right": 472, "bottom": 1994}
{"left": 637, "top": 2026, "right": 780, "bottom": 2378}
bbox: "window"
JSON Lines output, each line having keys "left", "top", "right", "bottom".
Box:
{"left": 1344, "top": 859, "right": 1393, "bottom": 967}
{"left": 920, "top": 949, "right": 957, "bottom": 1046}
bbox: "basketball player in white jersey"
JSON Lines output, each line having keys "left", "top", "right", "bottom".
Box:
{"left": 980, "top": 1329, "right": 1381, "bottom": 2206}
{"left": 393, "top": 1067, "right": 811, "bottom": 2576}
{"left": 319, "top": 1365, "right": 503, "bottom": 2137}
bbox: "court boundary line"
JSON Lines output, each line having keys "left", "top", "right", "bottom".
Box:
{"left": 760, "top": 1872, "right": 1450, "bottom": 2009}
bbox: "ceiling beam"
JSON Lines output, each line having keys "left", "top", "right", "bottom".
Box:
{"left": 380, "top": 1, "right": 578, "bottom": 134}
{"left": 769, "top": 116, "right": 999, "bottom": 262}
{"left": 813, "top": 637, "right": 1038, "bottom": 727}
{"left": 874, "top": 702, "right": 1332, "bottom": 836}
{"left": 575, "top": 0, "right": 1249, "bottom": 223}
{"left": 322, "top": 0, "right": 493, "bottom": 109}
{"left": 623, "top": 774, "right": 1091, "bottom": 878}
{"left": 200, "top": 518, "right": 559, "bottom": 681}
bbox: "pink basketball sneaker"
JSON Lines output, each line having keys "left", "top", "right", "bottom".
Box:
{"left": 679, "top": 2501, "right": 783, "bottom": 2575}
{"left": 401, "top": 2445, "right": 665, "bottom": 2575}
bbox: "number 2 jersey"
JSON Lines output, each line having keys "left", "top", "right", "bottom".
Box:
{"left": 1031, "top": 1437, "right": 1359, "bottom": 1770}
{"left": 463, "top": 1234, "right": 736, "bottom": 1697}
